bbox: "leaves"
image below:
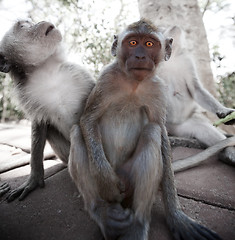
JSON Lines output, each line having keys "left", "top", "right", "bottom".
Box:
{"left": 213, "top": 111, "right": 235, "bottom": 126}
{"left": 217, "top": 72, "right": 235, "bottom": 108}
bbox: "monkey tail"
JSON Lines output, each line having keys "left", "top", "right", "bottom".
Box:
{"left": 173, "top": 136, "right": 235, "bottom": 172}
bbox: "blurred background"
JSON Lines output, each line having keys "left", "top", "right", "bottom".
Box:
{"left": 0, "top": 0, "right": 234, "bottom": 122}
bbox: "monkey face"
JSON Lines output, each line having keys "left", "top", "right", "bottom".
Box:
{"left": 0, "top": 20, "right": 62, "bottom": 69}
{"left": 111, "top": 21, "right": 173, "bottom": 82}
{"left": 120, "top": 33, "right": 163, "bottom": 81}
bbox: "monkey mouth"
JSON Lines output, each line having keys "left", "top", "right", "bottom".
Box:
{"left": 130, "top": 68, "right": 152, "bottom": 71}
{"left": 45, "top": 25, "right": 55, "bottom": 36}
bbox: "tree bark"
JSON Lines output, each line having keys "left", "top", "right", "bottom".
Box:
{"left": 138, "top": 0, "right": 235, "bottom": 134}
{"left": 138, "top": 0, "right": 217, "bottom": 96}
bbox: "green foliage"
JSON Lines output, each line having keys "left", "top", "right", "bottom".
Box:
{"left": 217, "top": 72, "right": 235, "bottom": 108}
{"left": 211, "top": 45, "right": 225, "bottom": 68}
{"left": 211, "top": 45, "right": 234, "bottom": 109}
{"left": 0, "top": 73, "right": 24, "bottom": 122}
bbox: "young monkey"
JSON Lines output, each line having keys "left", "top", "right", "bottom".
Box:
{"left": 69, "top": 19, "right": 221, "bottom": 240}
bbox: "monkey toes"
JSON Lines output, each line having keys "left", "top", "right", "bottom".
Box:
{"left": 0, "top": 183, "right": 10, "bottom": 197}
{"left": 169, "top": 211, "right": 222, "bottom": 240}
{"left": 7, "top": 175, "right": 45, "bottom": 202}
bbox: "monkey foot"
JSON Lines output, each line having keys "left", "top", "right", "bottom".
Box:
{"left": 0, "top": 183, "right": 10, "bottom": 197}
{"left": 168, "top": 211, "right": 222, "bottom": 240}
{"left": 100, "top": 203, "right": 133, "bottom": 239}
{"left": 7, "top": 176, "right": 45, "bottom": 202}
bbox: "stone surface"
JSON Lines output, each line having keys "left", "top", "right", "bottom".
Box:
{"left": 0, "top": 123, "right": 234, "bottom": 240}
{"left": 173, "top": 147, "right": 235, "bottom": 209}
{"left": 0, "top": 144, "right": 28, "bottom": 173}
{"left": 1, "top": 169, "right": 234, "bottom": 240}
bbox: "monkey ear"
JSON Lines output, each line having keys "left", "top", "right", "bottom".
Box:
{"left": 164, "top": 38, "right": 173, "bottom": 61}
{"left": 0, "top": 53, "right": 11, "bottom": 73}
{"left": 111, "top": 35, "right": 118, "bottom": 57}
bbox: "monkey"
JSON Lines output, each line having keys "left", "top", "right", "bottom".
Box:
{"left": 68, "top": 19, "right": 221, "bottom": 240}
{"left": 157, "top": 26, "right": 235, "bottom": 167}
{"left": 0, "top": 20, "right": 95, "bottom": 201}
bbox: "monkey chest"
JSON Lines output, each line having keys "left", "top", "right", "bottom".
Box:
{"left": 99, "top": 103, "right": 148, "bottom": 166}
{"left": 21, "top": 74, "right": 84, "bottom": 138}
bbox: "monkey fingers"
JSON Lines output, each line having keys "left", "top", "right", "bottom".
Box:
{"left": 7, "top": 175, "right": 45, "bottom": 202}
{"left": 103, "top": 203, "right": 133, "bottom": 240}
{"left": 169, "top": 211, "right": 222, "bottom": 240}
{"left": 0, "top": 183, "right": 10, "bottom": 197}
{"left": 216, "top": 108, "right": 234, "bottom": 119}
{"left": 96, "top": 173, "right": 124, "bottom": 203}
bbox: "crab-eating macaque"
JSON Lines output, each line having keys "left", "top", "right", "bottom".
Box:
{"left": 157, "top": 26, "right": 235, "bottom": 167}
{"left": 69, "top": 19, "right": 221, "bottom": 240}
{"left": 0, "top": 20, "right": 95, "bottom": 201}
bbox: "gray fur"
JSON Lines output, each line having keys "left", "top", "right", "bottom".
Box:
{"left": 158, "top": 26, "right": 235, "bottom": 167}
{"left": 69, "top": 20, "right": 221, "bottom": 240}
{"left": 0, "top": 20, "right": 95, "bottom": 201}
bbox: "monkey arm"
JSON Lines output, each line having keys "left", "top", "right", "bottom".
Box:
{"left": 193, "top": 76, "right": 233, "bottom": 116}
{"left": 7, "top": 120, "right": 47, "bottom": 201}
{"left": 185, "top": 59, "right": 234, "bottom": 117}
{"left": 79, "top": 88, "right": 122, "bottom": 202}
{"left": 80, "top": 86, "right": 111, "bottom": 169}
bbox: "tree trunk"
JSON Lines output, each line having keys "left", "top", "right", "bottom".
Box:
{"left": 138, "top": 0, "right": 217, "bottom": 96}
{"left": 138, "top": 0, "right": 235, "bottom": 134}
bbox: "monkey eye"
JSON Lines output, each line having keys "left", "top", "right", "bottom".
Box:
{"left": 19, "top": 21, "right": 33, "bottom": 29}
{"left": 146, "top": 41, "right": 154, "bottom": 47}
{"left": 129, "top": 40, "right": 137, "bottom": 46}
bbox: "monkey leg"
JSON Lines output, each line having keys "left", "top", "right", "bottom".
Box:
{"left": 119, "top": 123, "right": 163, "bottom": 240}
{"left": 167, "top": 114, "right": 225, "bottom": 146}
{"left": 168, "top": 114, "right": 235, "bottom": 166}
{"left": 161, "top": 128, "right": 222, "bottom": 240}
{"left": 47, "top": 125, "right": 70, "bottom": 164}
{"left": 68, "top": 124, "right": 133, "bottom": 240}
{"left": 219, "top": 146, "right": 235, "bottom": 166}
{"left": 7, "top": 121, "right": 47, "bottom": 202}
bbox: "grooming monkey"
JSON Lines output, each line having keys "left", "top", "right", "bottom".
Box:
{"left": 69, "top": 20, "right": 221, "bottom": 240}
{"left": 0, "top": 20, "right": 95, "bottom": 201}
{"left": 157, "top": 26, "right": 235, "bottom": 167}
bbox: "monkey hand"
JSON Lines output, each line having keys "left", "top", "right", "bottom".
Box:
{"left": 168, "top": 210, "right": 222, "bottom": 240}
{"left": 96, "top": 169, "right": 124, "bottom": 203}
{"left": 102, "top": 203, "right": 134, "bottom": 240}
{"left": 7, "top": 173, "right": 44, "bottom": 202}
{"left": 215, "top": 110, "right": 235, "bottom": 126}
{"left": 116, "top": 162, "right": 134, "bottom": 201}
{"left": 216, "top": 107, "right": 234, "bottom": 119}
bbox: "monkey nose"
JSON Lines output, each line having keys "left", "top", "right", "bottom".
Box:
{"left": 45, "top": 25, "right": 55, "bottom": 36}
{"left": 135, "top": 55, "right": 146, "bottom": 60}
